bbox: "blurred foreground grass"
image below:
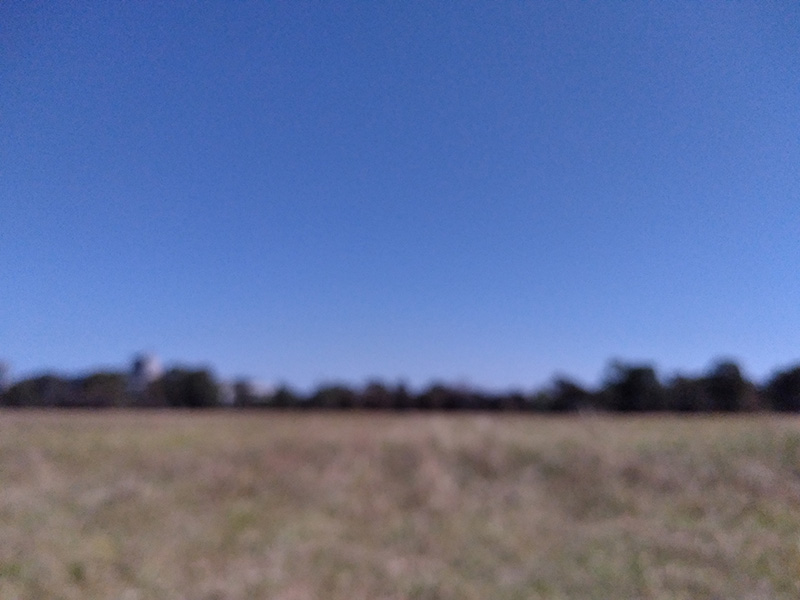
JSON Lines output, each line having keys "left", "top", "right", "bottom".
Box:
{"left": 1, "top": 411, "right": 800, "bottom": 599}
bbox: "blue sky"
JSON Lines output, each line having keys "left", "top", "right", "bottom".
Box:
{"left": 2, "top": 2, "right": 799, "bottom": 391}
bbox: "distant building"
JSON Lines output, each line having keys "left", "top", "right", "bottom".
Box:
{"left": 229, "top": 378, "right": 275, "bottom": 407}
{"left": 128, "top": 354, "right": 162, "bottom": 394}
{"left": 218, "top": 381, "right": 236, "bottom": 407}
{"left": 0, "top": 362, "right": 9, "bottom": 393}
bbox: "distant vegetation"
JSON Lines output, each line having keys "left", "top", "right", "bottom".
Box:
{"left": 3, "top": 357, "right": 800, "bottom": 412}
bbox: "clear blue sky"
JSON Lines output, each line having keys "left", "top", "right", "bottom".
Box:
{"left": 2, "top": 2, "right": 798, "bottom": 391}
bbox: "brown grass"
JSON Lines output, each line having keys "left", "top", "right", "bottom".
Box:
{"left": 1, "top": 411, "right": 800, "bottom": 599}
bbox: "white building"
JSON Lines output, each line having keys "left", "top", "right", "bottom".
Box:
{"left": 0, "top": 362, "right": 9, "bottom": 393}
{"left": 128, "top": 354, "right": 163, "bottom": 394}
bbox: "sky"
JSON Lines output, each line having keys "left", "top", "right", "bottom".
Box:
{"left": 2, "top": 1, "right": 799, "bottom": 392}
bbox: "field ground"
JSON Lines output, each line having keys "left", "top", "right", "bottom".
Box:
{"left": 1, "top": 411, "right": 800, "bottom": 599}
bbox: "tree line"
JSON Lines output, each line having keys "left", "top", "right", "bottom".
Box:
{"left": 3, "top": 358, "right": 800, "bottom": 412}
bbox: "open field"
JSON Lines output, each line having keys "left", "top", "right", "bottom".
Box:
{"left": 1, "top": 411, "right": 800, "bottom": 599}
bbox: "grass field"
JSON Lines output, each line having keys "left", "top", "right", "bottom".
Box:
{"left": 1, "top": 411, "right": 800, "bottom": 599}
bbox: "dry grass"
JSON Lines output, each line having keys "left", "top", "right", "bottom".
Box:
{"left": 1, "top": 411, "right": 800, "bottom": 599}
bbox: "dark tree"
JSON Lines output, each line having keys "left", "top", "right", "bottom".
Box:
{"left": 705, "top": 360, "right": 754, "bottom": 412}
{"left": 312, "top": 385, "right": 356, "bottom": 410}
{"left": 418, "top": 384, "right": 468, "bottom": 411}
{"left": 80, "top": 372, "right": 128, "bottom": 407}
{"left": 3, "top": 375, "right": 78, "bottom": 407}
{"left": 161, "top": 368, "right": 219, "bottom": 408}
{"left": 3, "top": 377, "right": 41, "bottom": 406}
{"left": 764, "top": 364, "right": 800, "bottom": 412}
{"left": 548, "top": 377, "right": 593, "bottom": 412}
{"left": 498, "top": 392, "right": 527, "bottom": 411}
{"left": 232, "top": 379, "right": 256, "bottom": 407}
{"left": 526, "top": 390, "right": 553, "bottom": 412}
{"left": 362, "top": 381, "right": 393, "bottom": 410}
{"left": 270, "top": 385, "right": 301, "bottom": 408}
{"left": 664, "top": 375, "right": 710, "bottom": 412}
{"left": 389, "top": 383, "right": 413, "bottom": 410}
{"left": 602, "top": 361, "right": 665, "bottom": 412}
